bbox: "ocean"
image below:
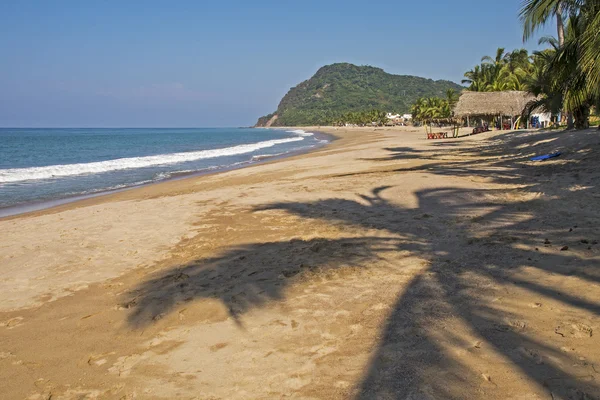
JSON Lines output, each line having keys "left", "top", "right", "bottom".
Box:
{"left": 0, "top": 127, "right": 328, "bottom": 216}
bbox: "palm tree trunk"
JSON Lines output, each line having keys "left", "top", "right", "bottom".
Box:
{"left": 573, "top": 105, "right": 591, "bottom": 130}
{"left": 558, "top": 14, "right": 574, "bottom": 130}
{"left": 566, "top": 113, "right": 574, "bottom": 129}
{"left": 556, "top": 3, "right": 574, "bottom": 129}
{"left": 556, "top": 4, "right": 565, "bottom": 47}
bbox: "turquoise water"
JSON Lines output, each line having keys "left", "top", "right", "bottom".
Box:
{"left": 0, "top": 128, "right": 327, "bottom": 212}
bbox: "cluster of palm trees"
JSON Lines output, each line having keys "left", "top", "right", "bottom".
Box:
{"left": 459, "top": 0, "right": 599, "bottom": 130}
{"left": 461, "top": 48, "right": 533, "bottom": 92}
{"left": 520, "top": 0, "right": 600, "bottom": 129}
{"left": 333, "top": 109, "right": 389, "bottom": 126}
{"left": 410, "top": 90, "right": 459, "bottom": 131}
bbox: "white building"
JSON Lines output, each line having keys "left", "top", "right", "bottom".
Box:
{"left": 531, "top": 112, "right": 552, "bottom": 128}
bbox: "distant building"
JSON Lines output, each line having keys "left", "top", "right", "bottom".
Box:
{"left": 531, "top": 112, "right": 552, "bottom": 128}
{"left": 385, "top": 112, "right": 413, "bottom": 126}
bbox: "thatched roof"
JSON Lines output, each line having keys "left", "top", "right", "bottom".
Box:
{"left": 453, "top": 91, "right": 536, "bottom": 117}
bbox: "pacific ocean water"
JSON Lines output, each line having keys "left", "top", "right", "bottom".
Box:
{"left": 0, "top": 127, "right": 327, "bottom": 215}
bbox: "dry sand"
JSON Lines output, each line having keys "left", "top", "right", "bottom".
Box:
{"left": 1, "top": 125, "right": 599, "bottom": 399}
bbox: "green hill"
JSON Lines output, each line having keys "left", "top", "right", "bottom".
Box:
{"left": 255, "top": 63, "right": 464, "bottom": 127}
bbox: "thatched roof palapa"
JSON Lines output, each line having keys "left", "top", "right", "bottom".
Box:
{"left": 453, "top": 91, "right": 537, "bottom": 118}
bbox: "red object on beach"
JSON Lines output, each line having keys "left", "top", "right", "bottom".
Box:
{"left": 472, "top": 126, "right": 490, "bottom": 135}
{"left": 427, "top": 132, "right": 448, "bottom": 140}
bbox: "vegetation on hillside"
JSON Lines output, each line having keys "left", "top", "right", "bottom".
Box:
{"left": 259, "top": 2, "right": 600, "bottom": 130}
{"left": 332, "top": 110, "right": 389, "bottom": 127}
{"left": 255, "top": 63, "right": 463, "bottom": 127}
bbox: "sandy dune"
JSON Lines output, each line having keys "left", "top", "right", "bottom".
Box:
{"left": 1, "top": 126, "right": 599, "bottom": 399}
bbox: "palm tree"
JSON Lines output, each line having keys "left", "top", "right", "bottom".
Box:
{"left": 481, "top": 47, "right": 508, "bottom": 83}
{"left": 463, "top": 48, "right": 534, "bottom": 92}
{"left": 579, "top": 1, "right": 600, "bottom": 107}
{"left": 505, "top": 49, "right": 530, "bottom": 71}
{"left": 519, "top": 0, "right": 582, "bottom": 46}
{"left": 411, "top": 95, "right": 455, "bottom": 133}
{"left": 553, "top": 13, "right": 595, "bottom": 129}
{"left": 445, "top": 89, "right": 459, "bottom": 108}
{"left": 410, "top": 97, "right": 425, "bottom": 121}
{"left": 524, "top": 48, "right": 565, "bottom": 122}
{"left": 462, "top": 65, "right": 486, "bottom": 91}
{"left": 487, "top": 79, "right": 511, "bottom": 92}
{"left": 525, "top": 13, "right": 598, "bottom": 130}
{"left": 520, "top": 0, "right": 586, "bottom": 129}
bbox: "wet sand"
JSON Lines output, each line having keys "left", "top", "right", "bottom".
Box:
{"left": 1, "top": 125, "right": 599, "bottom": 399}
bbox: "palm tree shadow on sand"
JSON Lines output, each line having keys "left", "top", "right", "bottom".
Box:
{"left": 126, "top": 129, "right": 600, "bottom": 398}
{"left": 125, "top": 235, "right": 402, "bottom": 327}
{"left": 256, "top": 182, "right": 600, "bottom": 398}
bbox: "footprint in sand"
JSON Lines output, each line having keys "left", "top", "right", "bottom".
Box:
{"left": 493, "top": 320, "right": 527, "bottom": 333}
{"left": 109, "top": 353, "right": 151, "bottom": 377}
{"left": 87, "top": 352, "right": 116, "bottom": 367}
{"left": 209, "top": 342, "right": 229, "bottom": 352}
{"left": 0, "top": 316, "right": 24, "bottom": 329}
{"left": 555, "top": 323, "right": 593, "bottom": 338}
{"left": 516, "top": 347, "right": 544, "bottom": 365}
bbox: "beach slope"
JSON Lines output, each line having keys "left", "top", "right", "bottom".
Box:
{"left": 1, "top": 126, "right": 599, "bottom": 399}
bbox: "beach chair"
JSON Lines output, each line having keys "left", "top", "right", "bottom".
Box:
{"left": 427, "top": 132, "right": 448, "bottom": 140}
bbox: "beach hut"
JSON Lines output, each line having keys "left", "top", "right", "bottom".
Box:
{"left": 453, "top": 91, "right": 537, "bottom": 130}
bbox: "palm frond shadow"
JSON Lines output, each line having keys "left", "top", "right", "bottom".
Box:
{"left": 126, "top": 235, "right": 404, "bottom": 328}
{"left": 259, "top": 184, "right": 599, "bottom": 398}
{"left": 125, "top": 130, "right": 599, "bottom": 397}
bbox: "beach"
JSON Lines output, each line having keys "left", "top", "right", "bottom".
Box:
{"left": 1, "top": 125, "right": 599, "bottom": 399}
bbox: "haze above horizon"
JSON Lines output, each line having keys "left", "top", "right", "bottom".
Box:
{"left": 0, "top": 0, "right": 554, "bottom": 128}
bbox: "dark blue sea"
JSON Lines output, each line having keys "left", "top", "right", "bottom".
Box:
{"left": 0, "top": 128, "right": 327, "bottom": 215}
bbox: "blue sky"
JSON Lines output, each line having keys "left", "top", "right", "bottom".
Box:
{"left": 0, "top": 1, "right": 554, "bottom": 127}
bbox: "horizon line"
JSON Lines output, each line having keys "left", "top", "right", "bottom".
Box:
{"left": 0, "top": 126, "right": 254, "bottom": 129}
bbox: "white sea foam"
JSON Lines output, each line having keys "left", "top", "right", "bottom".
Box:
{"left": 286, "top": 129, "right": 314, "bottom": 137}
{"left": 251, "top": 152, "right": 286, "bottom": 161}
{"left": 0, "top": 136, "right": 305, "bottom": 183}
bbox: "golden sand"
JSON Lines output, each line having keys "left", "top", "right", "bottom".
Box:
{"left": 1, "top": 126, "right": 599, "bottom": 399}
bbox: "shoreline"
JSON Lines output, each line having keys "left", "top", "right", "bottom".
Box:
{"left": 0, "top": 125, "right": 369, "bottom": 311}
{"left": 0, "top": 128, "right": 337, "bottom": 220}
{"left": 2, "top": 125, "right": 598, "bottom": 399}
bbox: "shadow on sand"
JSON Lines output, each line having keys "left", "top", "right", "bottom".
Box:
{"left": 125, "top": 128, "right": 600, "bottom": 398}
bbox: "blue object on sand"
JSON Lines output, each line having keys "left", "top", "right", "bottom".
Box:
{"left": 530, "top": 152, "right": 561, "bottom": 161}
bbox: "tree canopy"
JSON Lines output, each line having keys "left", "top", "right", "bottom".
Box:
{"left": 520, "top": 0, "right": 600, "bottom": 129}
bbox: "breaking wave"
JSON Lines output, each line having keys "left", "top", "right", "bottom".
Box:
{"left": 286, "top": 129, "right": 314, "bottom": 137}
{"left": 0, "top": 136, "right": 304, "bottom": 183}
